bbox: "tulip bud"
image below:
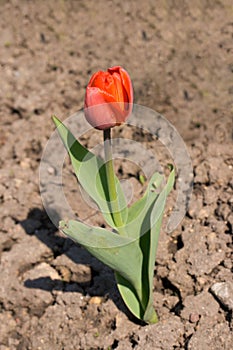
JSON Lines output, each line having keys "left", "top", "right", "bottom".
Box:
{"left": 84, "top": 66, "right": 133, "bottom": 130}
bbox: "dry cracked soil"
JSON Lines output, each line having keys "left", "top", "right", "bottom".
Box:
{"left": 0, "top": 1, "right": 233, "bottom": 349}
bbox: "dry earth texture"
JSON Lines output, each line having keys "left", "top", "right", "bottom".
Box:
{"left": 0, "top": 1, "right": 233, "bottom": 349}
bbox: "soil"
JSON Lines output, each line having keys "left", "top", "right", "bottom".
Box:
{"left": 0, "top": 1, "right": 233, "bottom": 349}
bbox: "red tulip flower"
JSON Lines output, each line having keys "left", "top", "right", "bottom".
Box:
{"left": 84, "top": 66, "right": 133, "bottom": 130}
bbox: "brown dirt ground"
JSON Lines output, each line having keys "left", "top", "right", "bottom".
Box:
{"left": 0, "top": 0, "right": 233, "bottom": 349}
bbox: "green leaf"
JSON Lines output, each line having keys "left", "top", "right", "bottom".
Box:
{"left": 143, "top": 167, "right": 175, "bottom": 322}
{"left": 52, "top": 116, "right": 128, "bottom": 229}
{"left": 124, "top": 172, "right": 164, "bottom": 238}
{"left": 116, "top": 168, "right": 175, "bottom": 322}
{"left": 114, "top": 272, "right": 143, "bottom": 319}
{"left": 59, "top": 219, "right": 143, "bottom": 293}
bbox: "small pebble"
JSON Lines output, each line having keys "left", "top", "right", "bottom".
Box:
{"left": 47, "top": 166, "right": 55, "bottom": 175}
{"left": 197, "top": 277, "right": 206, "bottom": 285}
{"left": 210, "top": 282, "right": 233, "bottom": 310}
{"left": 14, "top": 178, "right": 23, "bottom": 188}
{"left": 89, "top": 296, "right": 104, "bottom": 305}
{"left": 189, "top": 313, "right": 200, "bottom": 323}
{"left": 20, "top": 158, "right": 31, "bottom": 169}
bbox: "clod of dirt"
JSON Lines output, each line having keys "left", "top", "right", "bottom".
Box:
{"left": 210, "top": 281, "right": 233, "bottom": 310}
{"left": 53, "top": 252, "right": 93, "bottom": 286}
{"left": 181, "top": 291, "right": 219, "bottom": 321}
{"left": 134, "top": 316, "right": 184, "bottom": 349}
{"left": 22, "top": 262, "right": 61, "bottom": 316}
{"left": 187, "top": 320, "right": 232, "bottom": 350}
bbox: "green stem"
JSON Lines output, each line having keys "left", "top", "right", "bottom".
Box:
{"left": 103, "top": 129, "right": 125, "bottom": 234}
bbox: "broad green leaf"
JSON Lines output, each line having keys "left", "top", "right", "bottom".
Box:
{"left": 124, "top": 172, "right": 165, "bottom": 238}
{"left": 115, "top": 272, "right": 143, "bottom": 320}
{"left": 116, "top": 168, "right": 175, "bottom": 322}
{"left": 144, "top": 168, "right": 175, "bottom": 321}
{"left": 52, "top": 116, "right": 128, "bottom": 230}
{"left": 116, "top": 197, "right": 164, "bottom": 322}
{"left": 59, "top": 220, "right": 143, "bottom": 292}
{"left": 115, "top": 271, "right": 158, "bottom": 323}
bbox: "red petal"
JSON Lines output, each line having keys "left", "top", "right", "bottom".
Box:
{"left": 84, "top": 87, "right": 117, "bottom": 129}
{"left": 87, "top": 71, "right": 104, "bottom": 88}
{"left": 118, "top": 67, "right": 133, "bottom": 104}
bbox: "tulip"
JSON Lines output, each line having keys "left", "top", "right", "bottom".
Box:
{"left": 84, "top": 66, "right": 133, "bottom": 130}
{"left": 53, "top": 64, "right": 175, "bottom": 325}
